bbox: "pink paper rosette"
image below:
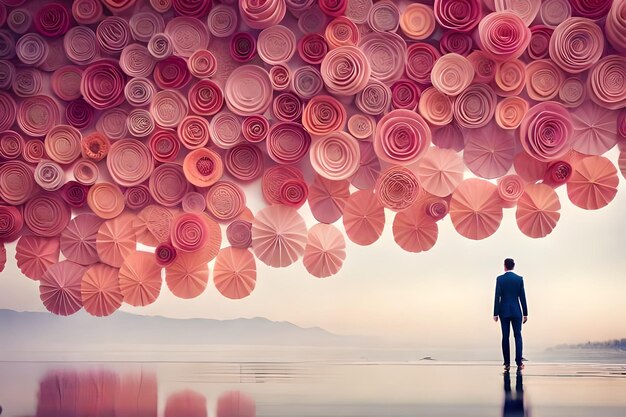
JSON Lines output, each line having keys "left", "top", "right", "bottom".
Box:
{"left": 375, "top": 166, "right": 421, "bottom": 211}
{"left": 96, "top": 16, "right": 131, "bottom": 55}
{"left": 213, "top": 247, "right": 257, "bottom": 299}
{"left": 7, "top": 9, "right": 31, "bottom": 35}
{"left": 16, "top": 33, "right": 48, "bottom": 66}
{"left": 60, "top": 181, "right": 89, "bottom": 208}
{"left": 188, "top": 79, "right": 223, "bottom": 116}
{"left": 262, "top": 164, "right": 304, "bottom": 204}
{"left": 81, "top": 263, "right": 123, "bottom": 317}
{"left": 405, "top": 42, "right": 440, "bottom": 85}
{"left": 12, "top": 68, "right": 43, "bottom": 97}
{"left": 319, "top": 0, "right": 348, "bottom": 17}
{"left": 347, "top": 114, "right": 376, "bottom": 140}
{"left": 478, "top": 12, "right": 531, "bottom": 61}
{"left": 425, "top": 197, "right": 450, "bottom": 221}
{"left": 570, "top": 101, "right": 619, "bottom": 155}
{"left": 539, "top": 0, "right": 571, "bottom": 28}
{"left": 95, "top": 213, "right": 136, "bottom": 269}
{"left": 431, "top": 53, "right": 474, "bottom": 96}
{"left": 400, "top": 3, "right": 435, "bottom": 40}
{"left": 127, "top": 109, "right": 155, "bottom": 137}
{"left": 302, "top": 95, "right": 346, "bottom": 137}
{"left": 225, "top": 144, "right": 264, "bottom": 181}
{"left": 96, "top": 108, "right": 128, "bottom": 141}
{"left": 434, "top": 0, "right": 482, "bottom": 32}
{"left": 559, "top": 77, "right": 586, "bottom": 107}
{"left": 208, "top": 5, "right": 238, "bottom": 38}
{"left": 170, "top": 0, "right": 212, "bottom": 17}
{"left": 272, "top": 92, "right": 303, "bottom": 122}
{"left": 150, "top": 89, "right": 188, "bottom": 128}
{"left": 209, "top": 111, "right": 243, "bottom": 149}
{"left": 81, "top": 132, "right": 110, "bottom": 162}
{"left": 187, "top": 49, "right": 217, "bottom": 78}
{"left": 73, "top": 159, "right": 99, "bottom": 186}
{"left": 164, "top": 17, "right": 210, "bottom": 58}
{"left": 177, "top": 115, "right": 210, "bottom": 150}
{"left": 291, "top": 65, "right": 324, "bottom": 99}
{"left": 453, "top": 83, "right": 497, "bottom": 129}
{"left": 355, "top": 79, "right": 392, "bottom": 116}
{"left": 359, "top": 32, "right": 406, "bottom": 84}
{"left": 495, "top": 0, "right": 541, "bottom": 25}
{"left": 495, "top": 96, "right": 529, "bottom": 130}
{"left": 257, "top": 25, "right": 296, "bottom": 65}
{"left": 130, "top": 11, "right": 165, "bottom": 42}
{"left": 34, "top": 160, "right": 65, "bottom": 191}
{"left": 606, "top": 0, "right": 626, "bottom": 53}
{"left": 449, "top": 178, "right": 504, "bottom": 240}
{"left": 0, "top": 205, "right": 23, "bottom": 243}
{"left": 390, "top": 79, "right": 420, "bottom": 111}
{"left": 147, "top": 33, "right": 173, "bottom": 60}
{"left": 298, "top": 33, "right": 328, "bottom": 65}
{"left": 183, "top": 148, "right": 223, "bottom": 188}
{"left": 230, "top": 32, "right": 256, "bottom": 63}
{"left": 0, "top": 91, "right": 16, "bottom": 132}
{"left": 0, "top": 130, "right": 23, "bottom": 160}
{"left": 528, "top": 26, "right": 553, "bottom": 59}
{"left": 225, "top": 65, "right": 272, "bottom": 116}
{"left": 151, "top": 163, "right": 193, "bottom": 205}
{"left": 206, "top": 181, "right": 246, "bottom": 222}
{"left": 320, "top": 46, "right": 371, "bottom": 96}
{"left": 345, "top": 0, "right": 373, "bottom": 23}
{"left": 240, "top": 0, "right": 286, "bottom": 29}
{"left": 120, "top": 44, "right": 155, "bottom": 78}
{"left": 71, "top": 0, "right": 103, "bottom": 25}
{"left": 325, "top": 16, "right": 359, "bottom": 48}
{"left": 17, "top": 95, "right": 60, "bottom": 137}
{"left": 124, "top": 185, "right": 153, "bottom": 211}
{"left": 587, "top": 55, "right": 626, "bottom": 111}
{"left": 118, "top": 251, "right": 162, "bottom": 307}
{"left": 40, "top": 260, "right": 87, "bottom": 316}
{"left": 303, "top": 223, "right": 346, "bottom": 278}
{"left": 165, "top": 250, "right": 210, "bottom": 299}
{"left": 519, "top": 101, "right": 573, "bottom": 162}
{"left": 310, "top": 131, "right": 360, "bottom": 181}
{"left": 307, "top": 174, "right": 350, "bottom": 224}
{"left": 440, "top": 33, "right": 472, "bottom": 57}
{"left": 298, "top": 6, "right": 327, "bottom": 34}
{"left": 368, "top": 0, "right": 400, "bottom": 32}
{"left": 124, "top": 77, "right": 156, "bottom": 107}
{"left": 15, "top": 235, "right": 60, "bottom": 280}
{"left": 107, "top": 139, "right": 154, "bottom": 187}
{"left": 149, "top": 130, "right": 180, "bottom": 162}
{"left": 279, "top": 178, "right": 309, "bottom": 208}
{"left": 170, "top": 212, "right": 211, "bottom": 252}
{"left": 543, "top": 160, "right": 573, "bottom": 187}
{"left": 266, "top": 121, "right": 312, "bottom": 165}
{"left": 418, "top": 87, "right": 453, "bottom": 126}
{"left": 154, "top": 56, "right": 191, "bottom": 89}
{"left": 242, "top": 115, "right": 270, "bottom": 143}
{"left": 374, "top": 109, "right": 431, "bottom": 165}
{"left": 22, "top": 140, "right": 45, "bottom": 163}
{"left": 342, "top": 189, "right": 385, "bottom": 245}
{"left": 87, "top": 182, "right": 125, "bottom": 220}
{"left": 24, "top": 193, "right": 71, "bottom": 237}
{"left": 568, "top": 0, "right": 612, "bottom": 20}
{"left": 65, "top": 99, "right": 94, "bottom": 130}
{"left": 415, "top": 147, "right": 464, "bottom": 197}
{"left": 155, "top": 242, "right": 177, "bottom": 267}
{"left": 0, "top": 60, "right": 16, "bottom": 90}
{"left": 80, "top": 60, "right": 126, "bottom": 111}
{"left": 392, "top": 205, "right": 438, "bottom": 253}
{"left": 549, "top": 17, "right": 604, "bottom": 74}
{"left": 251, "top": 204, "right": 307, "bottom": 268}
{"left": 493, "top": 58, "right": 526, "bottom": 97}
{"left": 352, "top": 141, "right": 382, "bottom": 190}
{"left": 226, "top": 219, "right": 253, "bottom": 248}
{"left": 525, "top": 59, "right": 564, "bottom": 101}
{"left": 269, "top": 64, "right": 291, "bottom": 91}
{"left": 497, "top": 174, "right": 525, "bottom": 207}
{"left": 60, "top": 213, "right": 102, "bottom": 266}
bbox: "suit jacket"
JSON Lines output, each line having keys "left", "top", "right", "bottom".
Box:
{"left": 493, "top": 271, "right": 528, "bottom": 318}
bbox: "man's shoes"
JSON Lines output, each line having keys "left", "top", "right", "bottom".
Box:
{"left": 503, "top": 364, "right": 511, "bottom": 372}
{"left": 517, "top": 363, "right": 525, "bottom": 370}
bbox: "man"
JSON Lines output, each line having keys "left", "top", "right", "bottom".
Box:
{"left": 493, "top": 258, "right": 528, "bottom": 371}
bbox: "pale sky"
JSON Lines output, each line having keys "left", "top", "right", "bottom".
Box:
{"left": 1, "top": 149, "right": 625, "bottom": 350}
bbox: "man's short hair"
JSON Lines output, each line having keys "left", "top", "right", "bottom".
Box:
{"left": 504, "top": 258, "right": 515, "bottom": 270}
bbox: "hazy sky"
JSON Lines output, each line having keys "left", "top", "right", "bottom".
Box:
{"left": 1, "top": 149, "right": 625, "bottom": 350}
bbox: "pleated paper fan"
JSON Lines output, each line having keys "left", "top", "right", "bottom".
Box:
{"left": 251, "top": 205, "right": 307, "bottom": 268}
{"left": 118, "top": 252, "right": 163, "bottom": 307}
{"left": 567, "top": 155, "right": 619, "bottom": 210}
{"left": 165, "top": 250, "right": 210, "bottom": 299}
{"left": 81, "top": 263, "right": 123, "bottom": 317}
{"left": 15, "top": 235, "right": 60, "bottom": 280}
{"left": 307, "top": 174, "right": 350, "bottom": 224}
{"left": 97, "top": 213, "right": 137, "bottom": 268}
{"left": 60, "top": 213, "right": 103, "bottom": 266}
{"left": 449, "top": 179, "right": 504, "bottom": 240}
{"left": 342, "top": 190, "right": 385, "bottom": 246}
{"left": 414, "top": 147, "right": 464, "bottom": 197}
{"left": 516, "top": 183, "right": 561, "bottom": 238}
{"left": 213, "top": 247, "right": 257, "bottom": 299}
{"left": 392, "top": 205, "right": 439, "bottom": 253}
{"left": 40, "top": 260, "right": 87, "bottom": 316}
{"left": 302, "top": 223, "right": 346, "bottom": 278}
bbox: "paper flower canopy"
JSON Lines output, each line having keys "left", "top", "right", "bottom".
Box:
{"left": 0, "top": 0, "right": 624, "bottom": 314}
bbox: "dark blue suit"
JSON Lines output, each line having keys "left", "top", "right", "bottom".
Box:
{"left": 494, "top": 271, "right": 528, "bottom": 366}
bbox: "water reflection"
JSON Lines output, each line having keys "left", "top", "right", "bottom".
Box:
{"left": 502, "top": 370, "right": 527, "bottom": 417}
{"left": 31, "top": 370, "right": 255, "bottom": 417}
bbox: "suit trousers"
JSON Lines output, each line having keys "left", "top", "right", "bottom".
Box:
{"left": 500, "top": 317, "right": 523, "bottom": 365}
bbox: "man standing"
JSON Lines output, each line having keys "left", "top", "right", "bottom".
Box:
{"left": 493, "top": 258, "right": 528, "bottom": 371}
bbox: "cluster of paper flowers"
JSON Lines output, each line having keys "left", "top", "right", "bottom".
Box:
{"left": 0, "top": 0, "right": 625, "bottom": 316}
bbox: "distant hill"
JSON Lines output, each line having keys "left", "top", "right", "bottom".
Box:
{"left": 0, "top": 309, "right": 375, "bottom": 349}
{"left": 550, "top": 338, "right": 626, "bottom": 351}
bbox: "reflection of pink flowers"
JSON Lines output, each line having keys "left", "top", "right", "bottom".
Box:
{"left": 548, "top": 17, "right": 604, "bottom": 74}
{"left": 519, "top": 101, "right": 573, "bottom": 162}
{"left": 478, "top": 12, "right": 531, "bottom": 61}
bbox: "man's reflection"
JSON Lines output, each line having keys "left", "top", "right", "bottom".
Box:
{"left": 503, "top": 370, "right": 527, "bottom": 417}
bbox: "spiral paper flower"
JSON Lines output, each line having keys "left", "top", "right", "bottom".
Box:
{"left": 225, "top": 144, "right": 264, "bottom": 181}
{"left": 302, "top": 95, "right": 347, "bottom": 137}
{"left": 44, "top": 125, "right": 81, "bottom": 165}
{"left": 262, "top": 164, "right": 304, "bottom": 204}
{"left": 269, "top": 64, "right": 291, "bottom": 91}
{"left": 525, "top": 59, "right": 564, "bottom": 101}
{"left": 230, "top": 32, "right": 256, "bottom": 62}
{"left": 96, "top": 109, "right": 128, "bottom": 140}
{"left": 434, "top": 0, "right": 482, "bottom": 32}
{"left": 606, "top": 0, "right": 626, "bottom": 54}
{"left": 325, "top": 16, "right": 360, "bottom": 48}
{"left": 0, "top": 205, "right": 23, "bottom": 243}
{"left": 17, "top": 95, "right": 60, "bottom": 137}
{"left": 543, "top": 160, "right": 572, "bottom": 187}
{"left": 225, "top": 65, "right": 272, "bottom": 116}
{"left": 107, "top": 139, "right": 154, "bottom": 187}
{"left": 390, "top": 79, "right": 420, "bottom": 111}
{"left": 119, "top": 44, "right": 155, "bottom": 78}
{"left": 568, "top": 0, "right": 612, "bottom": 20}
{"left": 96, "top": 17, "right": 131, "bottom": 55}
{"left": 267, "top": 122, "right": 312, "bottom": 164}
{"left": 12, "top": 68, "right": 43, "bottom": 97}
{"left": 319, "top": 0, "right": 348, "bottom": 17}
{"left": 493, "top": 58, "right": 526, "bottom": 97}
{"left": 298, "top": 33, "right": 328, "bottom": 65}
{"left": 0, "top": 130, "right": 24, "bottom": 160}
{"left": 495, "top": 96, "right": 529, "bottom": 130}
{"left": 528, "top": 25, "right": 553, "bottom": 60}
{"left": 368, "top": 0, "right": 400, "bottom": 32}
{"left": 0, "top": 160, "right": 35, "bottom": 205}
{"left": 124, "top": 78, "right": 156, "bottom": 107}
{"left": 154, "top": 56, "right": 190, "bottom": 89}
{"left": 64, "top": 99, "right": 93, "bottom": 130}
{"left": 548, "top": 17, "right": 604, "bottom": 74}
{"left": 187, "top": 49, "right": 217, "bottom": 78}
{"left": 360, "top": 32, "right": 406, "bottom": 84}
{"left": 0, "top": 60, "right": 15, "bottom": 90}
{"left": 587, "top": 55, "right": 626, "bottom": 111}
{"left": 7, "top": 8, "right": 31, "bottom": 34}
{"left": 454, "top": 84, "right": 497, "bottom": 129}
{"left": 171, "top": 213, "right": 210, "bottom": 252}
{"left": 22, "top": 140, "right": 45, "bottom": 163}
{"left": 279, "top": 178, "right": 309, "bottom": 208}
{"left": 320, "top": 46, "right": 371, "bottom": 96}
{"left": 0, "top": 30, "right": 15, "bottom": 61}
{"left": 164, "top": 17, "right": 210, "bottom": 58}
{"left": 71, "top": 0, "right": 103, "bottom": 25}
{"left": 431, "top": 53, "right": 474, "bottom": 97}
{"left": 150, "top": 162, "right": 192, "bottom": 205}
{"left": 177, "top": 115, "right": 210, "bottom": 149}
{"left": 73, "top": 159, "right": 99, "bottom": 186}
{"left": 375, "top": 166, "right": 421, "bottom": 211}
{"left": 147, "top": 33, "right": 173, "bottom": 60}
{"left": 539, "top": 0, "right": 570, "bottom": 28}
{"left": 155, "top": 242, "right": 177, "bottom": 267}
{"left": 87, "top": 182, "right": 125, "bottom": 219}
{"left": 467, "top": 51, "right": 497, "bottom": 84}
{"left": 418, "top": 87, "right": 454, "bottom": 126}
{"left": 400, "top": 3, "right": 435, "bottom": 40}
{"left": 226, "top": 220, "right": 253, "bottom": 248}
{"left": 208, "top": 5, "right": 238, "bottom": 38}
{"left": 149, "top": 130, "right": 179, "bottom": 162}
{"left": 209, "top": 111, "right": 243, "bottom": 149}
{"left": 186, "top": 80, "right": 223, "bottom": 116}
{"left": 495, "top": 0, "right": 541, "bottom": 25}
{"left": 497, "top": 174, "right": 525, "bottom": 206}
{"left": 258, "top": 25, "right": 296, "bottom": 65}
{"left": 130, "top": 11, "right": 165, "bottom": 42}
{"left": 0, "top": 92, "right": 16, "bottom": 132}
{"left": 520, "top": 101, "right": 573, "bottom": 162}
{"left": 242, "top": 115, "right": 270, "bottom": 143}
{"left": 124, "top": 185, "right": 153, "bottom": 210}
{"left": 298, "top": 6, "right": 327, "bottom": 33}
{"left": 24, "top": 194, "right": 71, "bottom": 237}
{"left": 182, "top": 148, "right": 223, "bottom": 188}
{"left": 80, "top": 132, "right": 110, "bottom": 162}
{"left": 126, "top": 109, "right": 154, "bottom": 137}
{"left": 374, "top": 109, "right": 431, "bottom": 165}
{"left": 441, "top": 32, "right": 474, "bottom": 56}
{"left": 150, "top": 89, "right": 188, "bottom": 128}
{"left": 206, "top": 181, "right": 246, "bottom": 221}
{"left": 291, "top": 65, "right": 324, "bottom": 99}
{"left": 355, "top": 79, "right": 392, "bottom": 116}
{"left": 80, "top": 60, "right": 126, "bottom": 110}
{"left": 559, "top": 77, "right": 586, "bottom": 107}
{"left": 181, "top": 192, "right": 206, "bottom": 214}
{"left": 16, "top": 33, "right": 48, "bottom": 66}
{"left": 425, "top": 198, "right": 449, "bottom": 221}
{"left": 478, "top": 12, "right": 531, "bottom": 61}
{"left": 272, "top": 92, "right": 303, "bottom": 122}
{"left": 309, "top": 131, "right": 360, "bottom": 181}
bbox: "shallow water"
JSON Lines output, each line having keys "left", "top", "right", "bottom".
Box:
{"left": 1, "top": 356, "right": 626, "bottom": 417}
